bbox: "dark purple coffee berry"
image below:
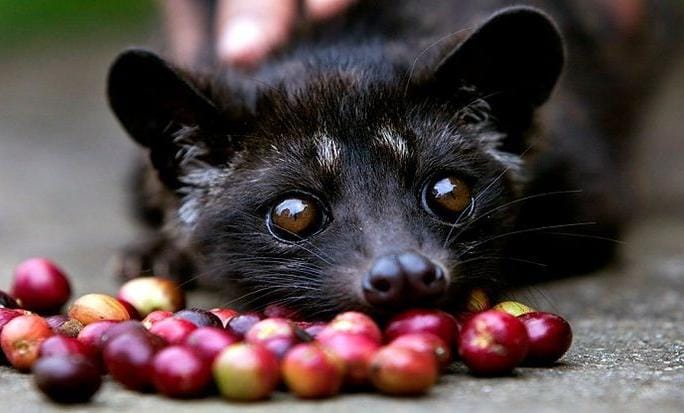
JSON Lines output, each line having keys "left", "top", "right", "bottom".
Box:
{"left": 225, "top": 312, "right": 263, "bottom": 339}
{"left": 174, "top": 308, "right": 222, "bottom": 328}
{"left": 33, "top": 355, "right": 101, "bottom": 404}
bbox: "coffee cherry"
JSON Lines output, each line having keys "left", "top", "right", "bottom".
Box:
{"left": 318, "top": 332, "right": 380, "bottom": 386}
{"left": 117, "top": 299, "right": 142, "bottom": 320}
{"left": 39, "top": 335, "right": 95, "bottom": 361}
{"left": 263, "top": 304, "right": 300, "bottom": 320}
{"left": 390, "top": 332, "right": 451, "bottom": 369}
{"left": 245, "top": 318, "right": 298, "bottom": 359}
{"left": 518, "top": 312, "right": 572, "bottom": 365}
{"left": 183, "top": 327, "right": 239, "bottom": 362}
{"left": 97, "top": 319, "right": 141, "bottom": 341}
{"left": 213, "top": 343, "right": 280, "bottom": 401}
{"left": 208, "top": 308, "right": 238, "bottom": 327}
{"left": 76, "top": 320, "right": 117, "bottom": 353}
{"left": 117, "top": 277, "right": 185, "bottom": 317}
{"left": 141, "top": 310, "right": 173, "bottom": 329}
{"left": 0, "top": 308, "right": 21, "bottom": 331}
{"left": 369, "top": 346, "right": 438, "bottom": 395}
{"left": 317, "top": 311, "right": 382, "bottom": 344}
{"left": 493, "top": 301, "right": 535, "bottom": 317}
{"left": 282, "top": 343, "right": 344, "bottom": 398}
{"left": 0, "top": 314, "right": 53, "bottom": 371}
{"left": 149, "top": 317, "right": 196, "bottom": 344}
{"left": 225, "top": 312, "right": 263, "bottom": 339}
{"left": 174, "top": 308, "right": 222, "bottom": 328}
{"left": 152, "top": 346, "right": 212, "bottom": 398}
{"left": 33, "top": 355, "right": 101, "bottom": 404}
{"left": 102, "top": 321, "right": 149, "bottom": 349}
{"left": 45, "top": 315, "right": 84, "bottom": 338}
{"left": 0, "top": 309, "right": 22, "bottom": 363}
{"left": 68, "top": 294, "right": 131, "bottom": 325}
{"left": 458, "top": 310, "right": 529, "bottom": 375}
{"left": 466, "top": 288, "right": 491, "bottom": 312}
{"left": 385, "top": 309, "right": 458, "bottom": 345}
{"left": 296, "top": 321, "right": 327, "bottom": 339}
{"left": 103, "top": 330, "right": 166, "bottom": 391}
{"left": 11, "top": 258, "right": 71, "bottom": 313}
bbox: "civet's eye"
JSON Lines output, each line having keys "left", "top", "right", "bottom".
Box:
{"left": 423, "top": 175, "right": 472, "bottom": 221}
{"left": 267, "top": 195, "right": 326, "bottom": 242}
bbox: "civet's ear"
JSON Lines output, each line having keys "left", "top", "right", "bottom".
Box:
{"left": 434, "top": 6, "right": 564, "bottom": 107}
{"left": 107, "top": 49, "right": 227, "bottom": 188}
{"left": 427, "top": 7, "right": 564, "bottom": 153}
{"left": 108, "top": 49, "right": 220, "bottom": 147}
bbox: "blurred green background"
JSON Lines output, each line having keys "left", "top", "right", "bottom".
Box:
{"left": 0, "top": 0, "right": 154, "bottom": 50}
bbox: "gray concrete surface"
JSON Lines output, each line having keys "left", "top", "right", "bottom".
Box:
{"left": 1, "top": 25, "right": 683, "bottom": 413}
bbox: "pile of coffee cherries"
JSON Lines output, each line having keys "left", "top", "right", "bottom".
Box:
{"left": 0, "top": 258, "right": 572, "bottom": 404}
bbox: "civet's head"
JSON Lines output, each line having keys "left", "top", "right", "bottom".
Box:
{"left": 108, "top": 7, "right": 563, "bottom": 318}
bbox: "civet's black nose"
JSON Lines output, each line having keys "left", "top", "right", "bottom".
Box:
{"left": 362, "top": 251, "right": 447, "bottom": 308}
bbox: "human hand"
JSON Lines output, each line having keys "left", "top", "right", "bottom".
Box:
{"left": 216, "top": 0, "right": 357, "bottom": 67}
{"left": 162, "top": 0, "right": 358, "bottom": 68}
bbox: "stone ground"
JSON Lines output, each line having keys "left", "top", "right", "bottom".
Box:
{"left": 1, "top": 23, "right": 683, "bottom": 413}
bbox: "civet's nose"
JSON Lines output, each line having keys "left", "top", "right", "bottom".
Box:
{"left": 362, "top": 251, "right": 447, "bottom": 308}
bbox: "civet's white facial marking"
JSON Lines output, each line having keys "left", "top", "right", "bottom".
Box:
{"left": 479, "top": 131, "right": 523, "bottom": 172}
{"left": 178, "top": 197, "right": 201, "bottom": 227}
{"left": 316, "top": 133, "right": 341, "bottom": 172}
{"left": 177, "top": 165, "right": 231, "bottom": 229}
{"left": 376, "top": 127, "right": 409, "bottom": 160}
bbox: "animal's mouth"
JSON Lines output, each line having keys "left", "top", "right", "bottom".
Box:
{"left": 372, "top": 286, "right": 491, "bottom": 318}
{"left": 222, "top": 253, "right": 498, "bottom": 322}
{"left": 256, "top": 286, "right": 494, "bottom": 326}
{"left": 354, "top": 255, "right": 500, "bottom": 317}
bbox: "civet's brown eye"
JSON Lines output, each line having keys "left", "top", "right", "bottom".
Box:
{"left": 267, "top": 196, "right": 326, "bottom": 241}
{"left": 423, "top": 175, "right": 472, "bottom": 221}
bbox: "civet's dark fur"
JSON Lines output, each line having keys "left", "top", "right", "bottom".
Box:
{"left": 108, "top": 0, "right": 681, "bottom": 318}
